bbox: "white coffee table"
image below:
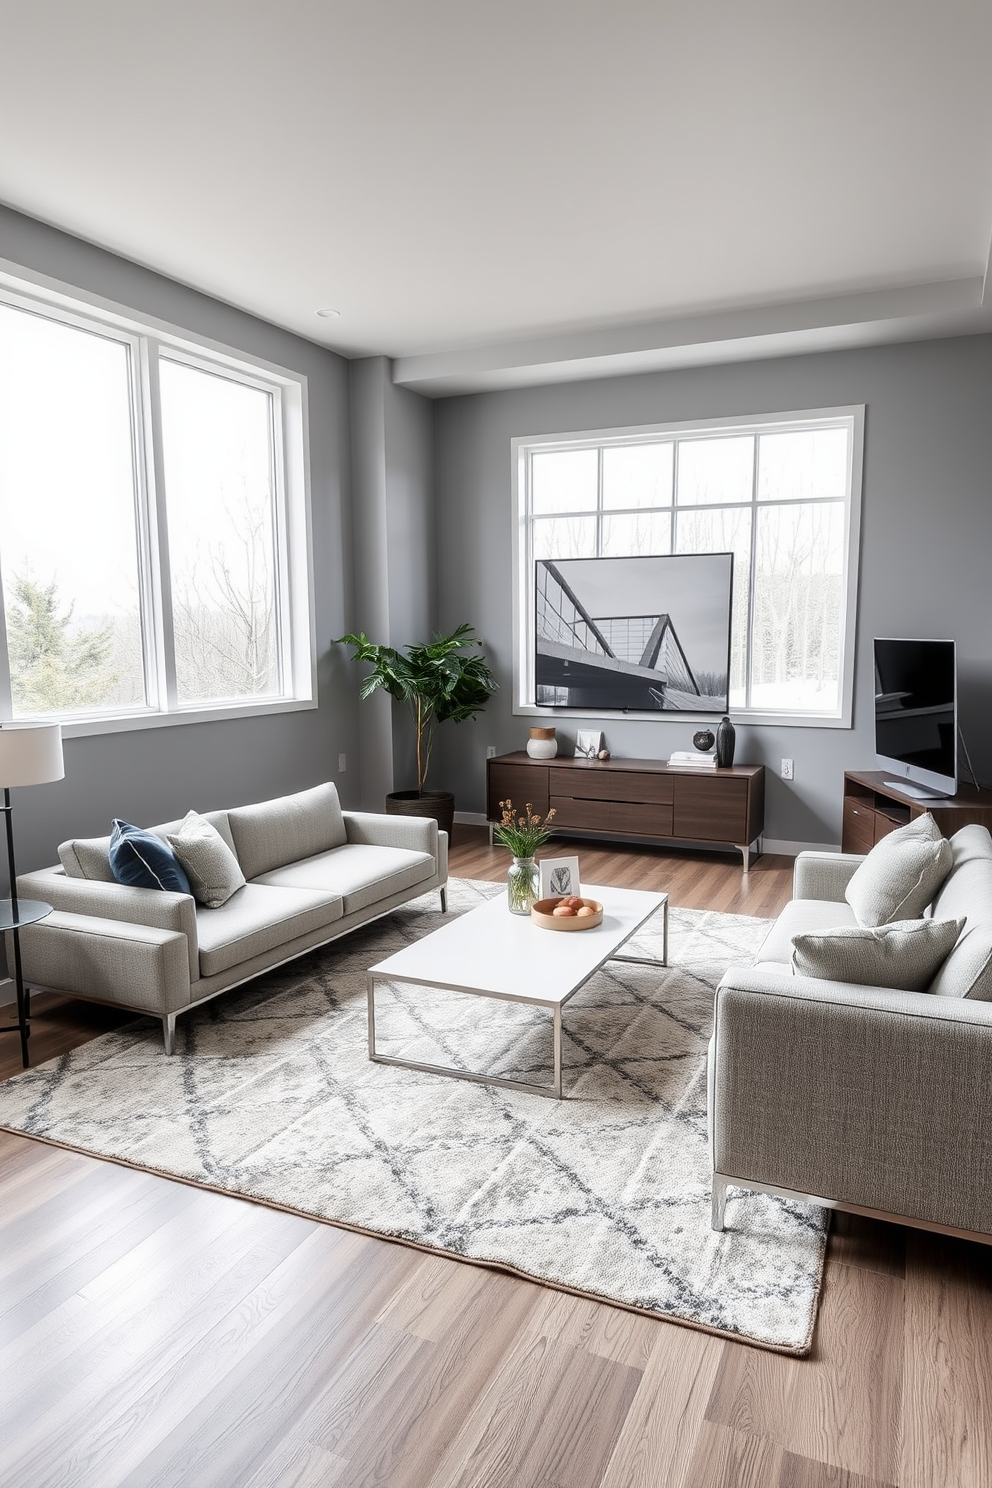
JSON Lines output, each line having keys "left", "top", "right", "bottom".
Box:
{"left": 367, "top": 884, "right": 668, "bottom": 1098}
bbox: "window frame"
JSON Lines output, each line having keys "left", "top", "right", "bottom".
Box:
{"left": 512, "top": 406, "right": 865, "bottom": 729}
{"left": 0, "top": 259, "right": 316, "bottom": 738}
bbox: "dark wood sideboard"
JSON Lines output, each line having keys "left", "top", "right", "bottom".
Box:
{"left": 486, "top": 752, "right": 765, "bottom": 873}
{"left": 842, "top": 770, "right": 992, "bottom": 853}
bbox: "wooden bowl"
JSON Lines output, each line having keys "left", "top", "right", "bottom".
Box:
{"left": 531, "top": 897, "right": 604, "bottom": 931}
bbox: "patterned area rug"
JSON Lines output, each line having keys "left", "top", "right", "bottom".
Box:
{"left": 0, "top": 879, "right": 827, "bottom": 1354}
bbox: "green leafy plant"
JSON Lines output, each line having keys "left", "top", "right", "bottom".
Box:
{"left": 336, "top": 624, "right": 497, "bottom": 793}
{"left": 492, "top": 800, "right": 557, "bottom": 858}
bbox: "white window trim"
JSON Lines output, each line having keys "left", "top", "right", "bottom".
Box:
{"left": 0, "top": 257, "right": 317, "bottom": 739}
{"left": 511, "top": 406, "right": 864, "bottom": 730}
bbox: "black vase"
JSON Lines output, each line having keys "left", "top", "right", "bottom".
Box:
{"left": 715, "top": 715, "right": 736, "bottom": 768}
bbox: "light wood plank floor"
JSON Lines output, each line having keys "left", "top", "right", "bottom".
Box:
{"left": 1, "top": 830, "right": 990, "bottom": 1487}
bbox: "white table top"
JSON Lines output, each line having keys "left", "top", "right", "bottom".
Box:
{"left": 369, "top": 883, "right": 667, "bottom": 1006}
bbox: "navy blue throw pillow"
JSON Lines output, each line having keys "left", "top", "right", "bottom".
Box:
{"left": 109, "top": 819, "right": 192, "bottom": 894}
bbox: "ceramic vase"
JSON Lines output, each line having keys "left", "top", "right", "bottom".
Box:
{"left": 716, "top": 715, "right": 736, "bottom": 768}
{"left": 507, "top": 856, "right": 540, "bottom": 915}
{"left": 526, "top": 726, "right": 558, "bottom": 760}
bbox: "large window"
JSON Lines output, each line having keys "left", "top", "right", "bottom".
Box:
{"left": 514, "top": 408, "right": 863, "bottom": 725}
{"left": 0, "top": 281, "right": 314, "bottom": 733}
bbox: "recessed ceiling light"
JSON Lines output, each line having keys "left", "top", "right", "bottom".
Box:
{"left": 315, "top": 307, "right": 341, "bottom": 318}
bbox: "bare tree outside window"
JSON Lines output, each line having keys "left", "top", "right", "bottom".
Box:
{"left": 160, "top": 360, "right": 279, "bottom": 706}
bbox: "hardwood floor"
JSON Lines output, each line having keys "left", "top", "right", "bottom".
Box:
{"left": 1, "top": 829, "right": 990, "bottom": 1487}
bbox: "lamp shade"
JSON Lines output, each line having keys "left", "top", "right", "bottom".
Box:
{"left": 0, "top": 723, "right": 65, "bottom": 788}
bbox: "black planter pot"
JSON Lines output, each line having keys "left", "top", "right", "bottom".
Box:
{"left": 385, "top": 790, "right": 455, "bottom": 838}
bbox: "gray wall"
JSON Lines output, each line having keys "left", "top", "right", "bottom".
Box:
{"left": 0, "top": 204, "right": 357, "bottom": 872}
{"left": 347, "top": 356, "right": 436, "bottom": 806}
{"left": 433, "top": 333, "right": 992, "bottom": 847}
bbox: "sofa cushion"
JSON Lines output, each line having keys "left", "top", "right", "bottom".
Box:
{"left": 167, "top": 811, "right": 246, "bottom": 909}
{"left": 195, "top": 883, "right": 343, "bottom": 978}
{"left": 928, "top": 825, "right": 992, "bottom": 1000}
{"left": 227, "top": 783, "right": 347, "bottom": 882}
{"left": 252, "top": 843, "right": 435, "bottom": 917}
{"left": 844, "top": 814, "right": 952, "bottom": 927}
{"left": 60, "top": 810, "right": 237, "bottom": 882}
{"left": 109, "top": 820, "right": 191, "bottom": 895}
{"left": 753, "top": 898, "right": 859, "bottom": 969}
{"left": 791, "top": 917, "right": 964, "bottom": 992}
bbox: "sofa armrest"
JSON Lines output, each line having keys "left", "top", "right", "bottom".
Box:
{"left": 342, "top": 811, "right": 439, "bottom": 857}
{"left": 792, "top": 851, "right": 864, "bottom": 903}
{"left": 10, "top": 911, "right": 192, "bottom": 1015}
{"left": 15, "top": 867, "right": 198, "bottom": 983}
{"left": 710, "top": 969, "right": 992, "bottom": 1235}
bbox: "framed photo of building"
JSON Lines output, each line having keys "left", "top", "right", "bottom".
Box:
{"left": 539, "top": 855, "right": 581, "bottom": 900}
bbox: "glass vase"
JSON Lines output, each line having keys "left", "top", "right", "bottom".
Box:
{"left": 507, "top": 855, "right": 540, "bottom": 915}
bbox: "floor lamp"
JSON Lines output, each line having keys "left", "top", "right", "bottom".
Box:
{"left": 0, "top": 723, "right": 65, "bottom": 1068}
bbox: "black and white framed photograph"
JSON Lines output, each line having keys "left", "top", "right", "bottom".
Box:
{"left": 535, "top": 553, "right": 733, "bottom": 713}
{"left": 574, "top": 729, "right": 603, "bottom": 759}
{"left": 539, "top": 855, "right": 581, "bottom": 899}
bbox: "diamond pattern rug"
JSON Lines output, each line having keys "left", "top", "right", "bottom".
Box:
{"left": 0, "top": 879, "right": 827, "bottom": 1353}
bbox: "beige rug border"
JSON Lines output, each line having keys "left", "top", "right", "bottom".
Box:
{"left": 0, "top": 1121, "right": 826, "bottom": 1356}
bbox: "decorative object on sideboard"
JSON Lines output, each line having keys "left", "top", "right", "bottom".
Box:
{"left": 716, "top": 715, "right": 737, "bottom": 768}
{"left": 598, "top": 748, "right": 611, "bottom": 761}
{"left": 492, "top": 799, "right": 558, "bottom": 915}
{"left": 693, "top": 729, "right": 715, "bottom": 752}
{"left": 575, "top": 729, "right": 603, "bottom": 759}
{"left": 526, "top": 725, "right": 558, "bottom": 759}
{"left": 0, "top": 722, "right": 65, "bottom": 1068}
{"left": 336, "top": 624, "right": 497, "bottom": 837}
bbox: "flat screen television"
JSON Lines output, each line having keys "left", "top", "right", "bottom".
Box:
{"left": 535, "top": 552, "right": 733, "bottom": 712}
{"left": 874, "top": 637, "right": 957, "bottom": 798}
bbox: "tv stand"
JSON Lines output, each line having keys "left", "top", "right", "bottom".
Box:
{"left": 487, "top": 753, "right": 765, "bottom": 873}
{"left": 842, "top": 771, "right": 992, "bottom": 853}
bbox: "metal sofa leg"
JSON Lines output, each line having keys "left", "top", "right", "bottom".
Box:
{"left": 440, "top": 885, "right": 448, "bottom": 913}
{"left": 162, "top": 1013, "right": 177, "bottom": 1055}
{"left": 711, "top": 1175, "right": 728, "bottom": 1231}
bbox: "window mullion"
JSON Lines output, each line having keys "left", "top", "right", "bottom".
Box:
{"left": 139, "top": 340, "right": 179, "bottom": 711}
{"left": 745, "top": 435, "right": 759, "bottom": 710}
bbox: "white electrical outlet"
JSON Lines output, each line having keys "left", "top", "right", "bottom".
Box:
{"left": 781, "top": 758, "right": 794, "bottom": 780}
{"left": 338, "top": 753, "right": 347, "bottom": 772}
{"left": 486, "top": 745, "right": 497, "bottom": 758}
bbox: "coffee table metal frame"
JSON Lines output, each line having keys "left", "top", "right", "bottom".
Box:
{"left": 367, "top": 885, "right": 668, "bottom": 1099}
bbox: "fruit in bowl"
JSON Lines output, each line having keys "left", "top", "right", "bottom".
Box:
{"left": 531, "top": 895, "right": 604, "bottom": 931}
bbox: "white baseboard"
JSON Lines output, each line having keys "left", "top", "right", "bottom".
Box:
{"left": 762, "top": 840, "right": 842, "bottom": 856}
{"left": 454, "top": 811, "right": 490, "bottom": 826}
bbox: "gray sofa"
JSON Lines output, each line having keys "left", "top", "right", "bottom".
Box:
{"left": 709, "top": 823, "right": 992, "bottom": 1242}
{"left": 11, "top": 782, "right": 447, "bottom": 1055}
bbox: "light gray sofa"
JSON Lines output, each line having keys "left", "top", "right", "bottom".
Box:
{"left": 11, "top": 782, "right": 447, "bottom": 1055}
{"left": 709, "top": 823, "right": 992, "bottom": 1243}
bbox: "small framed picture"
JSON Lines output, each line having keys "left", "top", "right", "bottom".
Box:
{"left": 540, "top": 855, "right": 581, "bottom": 900}
{"left": 575, "top": 729, "right": 603, "bottom": 759}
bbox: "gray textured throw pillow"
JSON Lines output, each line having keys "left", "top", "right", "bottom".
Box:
{"left": 166, "top": 810, "right": 246, "bottom": 908}
{"left": 792, "top": 916, "right": 964, "bottom": 992}
{"left": 844, "top": 813, "right": 953, "bottom": 927}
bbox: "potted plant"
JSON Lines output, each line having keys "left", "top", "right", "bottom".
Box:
{"left": 336, "top": 623, "right": 497, "bottom": 835}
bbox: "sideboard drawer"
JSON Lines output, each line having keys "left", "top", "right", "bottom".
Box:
{"left": 673, "top": 776, "right": 749, "bottom": 843}
{"left": 550, "top": 796, "right": 674, "bottom": 839}
{"left": 549, "top": 768, "right": 674, "bottom": 805}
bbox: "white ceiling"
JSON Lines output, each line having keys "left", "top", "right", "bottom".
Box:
{"left": 2, "top": 0, "right": 991, "bottom": 392}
